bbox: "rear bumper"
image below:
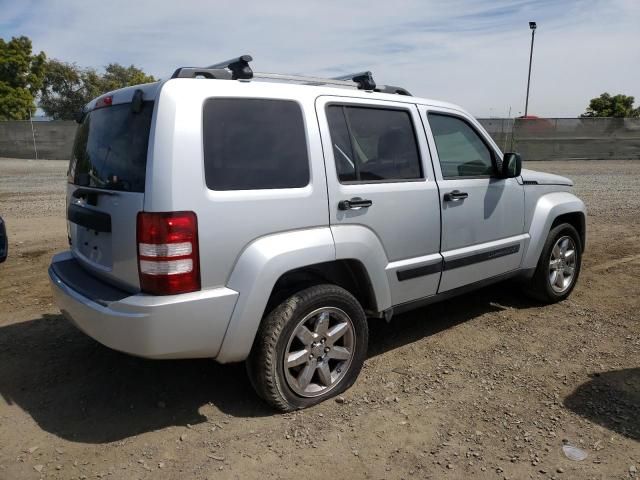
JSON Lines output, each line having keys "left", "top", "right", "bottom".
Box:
{"left": 49, "top": 252, "right": 238, "bottom": 359}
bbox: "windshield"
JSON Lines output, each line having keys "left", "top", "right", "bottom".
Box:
{"left": 69, "top": 101, "right": 154, "bottom": 192}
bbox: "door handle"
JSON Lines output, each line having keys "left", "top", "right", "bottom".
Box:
{"left": 443, "top": 190, "right": 469, "bottom": 202}
{"left": 338, "top": 197, "right": 373, "bottom": 210}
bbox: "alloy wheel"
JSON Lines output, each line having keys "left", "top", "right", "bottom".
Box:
{"left": 283, "top": 307, "right": 355, "bottom": 397}
{"left": 549, "top": 235, "right": 577, "bottom": 293}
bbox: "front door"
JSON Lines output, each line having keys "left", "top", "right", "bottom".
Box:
{"left": 316, "top": 96, "right": 442, "bottom": 306}
{"left": 420, "top": 107, "right": 526, "bottom": 292}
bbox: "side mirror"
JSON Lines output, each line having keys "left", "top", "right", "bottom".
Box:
{"left": 0, "top": 217, "right": 7, "bottom": 264}
{"left": 501, "top": 152, "right": 522, "bottom": 178}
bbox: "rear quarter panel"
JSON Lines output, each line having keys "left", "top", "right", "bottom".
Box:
{"left": 145, "top": 79, "right": 330, "bottom": 289}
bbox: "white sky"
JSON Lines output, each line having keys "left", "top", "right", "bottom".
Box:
{"left": 2, "top": 0, "right": 639, "bottom": 117}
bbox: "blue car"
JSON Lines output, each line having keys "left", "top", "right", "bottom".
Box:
{"left": 0, "top": 216, "right": 7, "bottom": 263}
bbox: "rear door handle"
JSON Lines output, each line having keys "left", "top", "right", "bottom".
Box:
{"left": 443, "top": 190, "right": 469, "bottom": 202}
{"left": 338, "top": 197, "right": 373, "bottom": 210}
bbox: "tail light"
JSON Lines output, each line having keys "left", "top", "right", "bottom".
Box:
{"left": 137, "top": 211, "right": 200, "bottom": 295}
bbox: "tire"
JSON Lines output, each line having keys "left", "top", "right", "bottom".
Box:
{"left": 525, "top": 222, "right": 582, "bottom": 303}
{"left": 246, "top": 284, "right": 368, "bottom": 411}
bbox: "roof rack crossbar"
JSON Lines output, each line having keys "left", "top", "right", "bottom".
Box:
{"left": 206, "top": 55, "right": 253, "bottom": 79}
{"left": 171, "top": 67, "right": 232, "bottom": 79}
{"left": 332, "top": 71, "right": 376, "bottom": 90}
{"left": 170, "top": 55, "right": 412, "bottom": 95}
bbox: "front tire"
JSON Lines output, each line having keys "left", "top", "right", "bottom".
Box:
{"left": 525, "top": 223, "right": 582, "bottom": 303}
{"left": 247, "top": 284, "right": 368, "bottom": 411}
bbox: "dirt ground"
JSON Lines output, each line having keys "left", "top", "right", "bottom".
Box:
{"left": 0, "top": 158, "right": 638, "bottom": 480}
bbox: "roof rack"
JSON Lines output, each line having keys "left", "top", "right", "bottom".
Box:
{"left": 252, "top": 72, "right": 361, "bottom": 88}
{"left": 376, "top": 85, "right": 412, "bottom": 96}
{"left": 332, "top": 71, "right": 376, "bottom": 90}
{"left": 206, "top": 55, "right": 253, "bottom": 79}
{"left": 171, "top": 55, "right": 253, "bottom": 80}
{"left": 170, "top": 55, "right": 412, "bottom": 96}
{"left": 332, "top": 72, "right": 412, "bottom": 95}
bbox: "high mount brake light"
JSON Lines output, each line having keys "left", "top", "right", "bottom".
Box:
{"left": 137, "top": 211, "right": 200, "bottom": 295}
{"left": 94, "top": 96, "right": 113, "bottom": 109}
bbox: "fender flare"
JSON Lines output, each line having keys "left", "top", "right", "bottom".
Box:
{"left": 522, "top": 192, "right": 586, "bottom": 271}
{"left": 216, "top": 228, "right": 335, "bottom": 363}
{"left": 215, "top": 225, "right": 393, "bottom": 363}
{"left": 331, "top": 224, "right": 392, "bottom": 312}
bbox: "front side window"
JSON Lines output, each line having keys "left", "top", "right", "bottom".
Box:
{"left": 203, "top": 98, "right": 310, "bottom": 190}
{"left": 326, "top": 105, "right": 423, "bottom": 183}
{"left": 428, "top": 113, "right": 495, "bottom": 178}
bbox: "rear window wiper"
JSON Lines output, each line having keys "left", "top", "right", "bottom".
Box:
{"left": 72, "top": 187, "right": 118, "bottom": 198}
{"left": 131, "top": 89, "right": 144, "bottom": 113}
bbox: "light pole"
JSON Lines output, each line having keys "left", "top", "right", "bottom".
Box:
{"left": 524, "top": 21, "right": 537, "bottom": 117}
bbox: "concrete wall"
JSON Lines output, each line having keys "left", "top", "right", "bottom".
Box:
{"left": 0, "top": 121, "right": 76, "bottom": 160}
{"left": 1, "top": 118, "right": 639, "bottom": 161}
{"left": 478, "top": 117, "right": 640, "bottom": 160}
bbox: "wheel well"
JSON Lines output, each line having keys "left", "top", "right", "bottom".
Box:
{"left": 552, "top": 212, "right": 586, "bottom": 251}
{"left": 266, "top": 260, "right": 378, "bottom": 317}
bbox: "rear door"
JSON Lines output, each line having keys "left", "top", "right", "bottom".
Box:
{"left": 67, "top": 89, "right": 155, "bottom": 291}
{"left": 317, "top": 96, "right": 442, "bottom": 306}
{"left": 420, "top": 106, "right": 526, "bottom": 292}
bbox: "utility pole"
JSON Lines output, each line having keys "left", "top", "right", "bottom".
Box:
{"left": 29, "top": 110, "right": 39, "bottom": 160}
{"left": 524, "top": 21, "right": 537, "bottom": 118}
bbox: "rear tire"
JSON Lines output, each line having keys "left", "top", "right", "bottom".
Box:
{"left": 246, "top": 284, "right": 368, "bottom": 411}
{"left": 524, "top": 223, "right": 582, "bottom": 303}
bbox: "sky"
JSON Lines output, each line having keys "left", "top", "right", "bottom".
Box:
{"left": 1, "top": 0, "right": 639, "bottom": 117}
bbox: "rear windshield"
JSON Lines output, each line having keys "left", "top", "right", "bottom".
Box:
{"left": 69, "top": 101, "right": 154, "bottom": 192}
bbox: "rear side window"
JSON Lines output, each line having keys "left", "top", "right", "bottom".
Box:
{"left": 69, "top": 101, "right": 154, "bottom": 192}
{"left": 203, "top": 98, "right": 310, "bottom": 190}
{"left": 326, "top": 105, "right": 422, "bottom": 183}
{"left": 428, "top": 113, "right": 495, "bottom": 178}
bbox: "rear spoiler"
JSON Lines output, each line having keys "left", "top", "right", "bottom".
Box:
{"left": 74, "top": 88, "right": 146, "bottom": 123}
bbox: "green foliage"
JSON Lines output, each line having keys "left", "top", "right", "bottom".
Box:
{"left": 581, "top": 93, "right": 640, "bottom": 118}
{"left": 0, "top": 34, "right": 156, "bottom": 120}
{"left": 39, "top": 60, "right": 156, "bottom": 120}
{"left": 101, "top": 63, "right": 156, "bottom": 92}
{"left": 39, "top": 60, "right": 88, "bottom": 121}
{"left": 0, "top": 36, "right": 46, "bottom": 120}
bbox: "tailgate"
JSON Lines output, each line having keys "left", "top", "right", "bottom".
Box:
{"left": 67, "top": 95, "right": 154, "bottom": 291}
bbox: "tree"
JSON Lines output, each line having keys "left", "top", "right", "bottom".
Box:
{"left": 581, "top": 92, "right": 640, "bottom": 118}
{"left": 0, "top": 36, "right": 46, "bottom": 120}
{"left": 40, "top": 61, "right": 156, "bottom": 120}
{"left": 39, "top": 60, "right": 89, "bottom": 121}
{"left": 101, "top": 63, "right": 156, "bottom": 92}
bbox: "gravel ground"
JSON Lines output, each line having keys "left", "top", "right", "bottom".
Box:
{"left": 0, "top": 158, "right": 638, "bottom": 480}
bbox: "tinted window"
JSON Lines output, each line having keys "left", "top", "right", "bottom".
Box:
{"left": 203, "top": 98, "right": 309, "bottom": 190}
{"left": 428, "top": 113, "right": 495, "bottom": 178}
{"left": 326, "top": 105, "right": 422, "bottom": 182}
{"left": 69, "top": 101, "right": 154, "bottom": 192}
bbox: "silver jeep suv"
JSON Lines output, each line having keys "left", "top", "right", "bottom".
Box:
{"left": 49, "top": 56, "right": 586, "bottom": 410}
